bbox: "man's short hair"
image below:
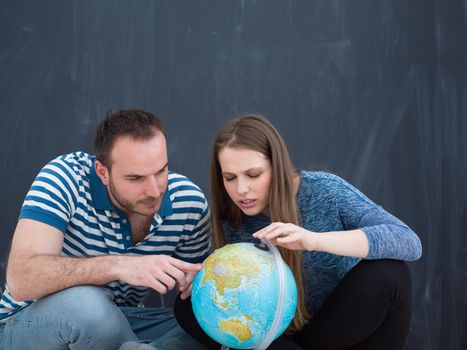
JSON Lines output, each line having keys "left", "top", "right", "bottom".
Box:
{"left": 94, "top": 109, "right": 166, "bottom": 168}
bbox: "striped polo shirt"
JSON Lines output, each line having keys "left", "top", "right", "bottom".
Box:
{"left": 0, "top": 152, "right": 211, "bottom": 322}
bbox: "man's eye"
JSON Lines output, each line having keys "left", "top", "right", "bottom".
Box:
{"left": 157, "top": 167, "right": 168, "bottom": 175}
{"left": 129, "top": 177, "right": 142, "bottom": 182}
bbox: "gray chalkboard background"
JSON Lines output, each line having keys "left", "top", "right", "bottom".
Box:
{"left": 1, "top": 1, "right": 466, "bottom": 349}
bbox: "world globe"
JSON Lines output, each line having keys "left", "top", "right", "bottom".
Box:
{"left": 191, "top": 242, "right": 298, "bottom": 349}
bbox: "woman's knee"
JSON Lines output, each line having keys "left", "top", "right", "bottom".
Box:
{"left": 354, "top": 259, "right": 413, "bottom": 306}
{"left": 363, "top": 260, "right": 411, "bottom": 290}
{"left": 173, "top": 294, "right": 193, "bottom": 329}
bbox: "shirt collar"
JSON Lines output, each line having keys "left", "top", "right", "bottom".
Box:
{"left": 89, "top": 159, "right": 174, "bottom": 217}
{"left": 158, "top": 188, "right": 173, "bottom": 217}
{"left": 89, "top": 161, "right": 112, "bottom": 210}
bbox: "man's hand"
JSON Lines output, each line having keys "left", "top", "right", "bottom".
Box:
{"left": 178, "top": 270, "right": 199, "bottom": 300}
{"left": 117, "top": 255, "right": 202, "bottom": 294}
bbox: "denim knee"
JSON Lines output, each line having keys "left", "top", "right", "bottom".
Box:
{"left": 1, "top": 285, "right": 137, "bottom": 349}
{"left": 48, "top": 286, "right": 132, "bottom": 340}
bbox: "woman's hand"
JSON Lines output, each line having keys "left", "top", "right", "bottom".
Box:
{"left": 254, "top": 223, "right": 370, "bottom": 257}
{"left": 252, "top": 222, "right": 318, "bottom": 251}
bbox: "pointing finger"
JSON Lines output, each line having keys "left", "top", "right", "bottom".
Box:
{"left": 170, "top": 257, "right": 202, "bottom": 272}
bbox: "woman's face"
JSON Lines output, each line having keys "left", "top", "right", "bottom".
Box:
{"left": 218, "top": 147, "right": 272, "bottom": 216}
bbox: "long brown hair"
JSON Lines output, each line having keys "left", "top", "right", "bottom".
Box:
{"left": 210, "top": 114, "right": 310, "bottom": 332}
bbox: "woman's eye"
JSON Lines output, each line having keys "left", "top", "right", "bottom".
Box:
{"left": 248, "top": 173, "right": 260, "bottom": 178}
{"left": 224, "top": 177, "right": 235, "bottom": 182}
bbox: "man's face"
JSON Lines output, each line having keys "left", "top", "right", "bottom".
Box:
{"left": 96, "top": 133, "right": 169, "bottom": 218}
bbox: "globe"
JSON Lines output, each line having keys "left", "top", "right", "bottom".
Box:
{"left": 191, "top": 242, "right": 298, "bottom": 349}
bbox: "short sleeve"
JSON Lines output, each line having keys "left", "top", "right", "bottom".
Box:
{"left": 19, "top": 156, "right": 80, "bottom": 233}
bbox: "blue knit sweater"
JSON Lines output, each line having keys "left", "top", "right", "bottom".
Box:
{"left": 221, "top": 171, "right": 422, "bottom": 314}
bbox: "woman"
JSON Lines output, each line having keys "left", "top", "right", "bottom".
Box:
{"left": 175, "top": 115, "right": 422, "bottom": 350}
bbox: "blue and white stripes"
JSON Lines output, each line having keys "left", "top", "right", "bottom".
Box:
{"left": 0, "top": 152, "right": 210, "bottom": 321}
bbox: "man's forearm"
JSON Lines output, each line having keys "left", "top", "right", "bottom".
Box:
{"left": 7, "top": 254, "right": 124, "bottom": 301}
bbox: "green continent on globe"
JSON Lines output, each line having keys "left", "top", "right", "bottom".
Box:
{"left": 219, "top": 317, "right": 253, "bottom": 342}
{"left": 201, "top": 244, "right": 266, "bottom": 296}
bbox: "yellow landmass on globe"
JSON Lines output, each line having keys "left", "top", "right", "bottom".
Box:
{"left": 212, "top": 293, "right": 230, "bottom": 309}
{"left": 202, "top": 245, "right": 263, "bottom": 296}
{"left": 219, "top": 317, "right": 253, "bottom": 342}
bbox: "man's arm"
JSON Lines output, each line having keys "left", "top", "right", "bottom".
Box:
{"left": 7, "top": 219, "right": 201, "bottom": 302}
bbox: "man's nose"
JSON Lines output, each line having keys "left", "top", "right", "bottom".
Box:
{"left": 145, "top": 176, "right": 161, "bottom": 197}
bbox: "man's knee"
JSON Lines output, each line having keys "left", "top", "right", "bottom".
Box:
{"left": 47, "top": 285, "right": 113, "bottom": 316}
{"left": 34, "top": 286, "right": 130, "bottom": 340}
{"left": 3, "top": 286, "right": 135, "bottom": 349}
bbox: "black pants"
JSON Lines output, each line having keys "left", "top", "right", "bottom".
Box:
{"left": 174, "top": 259, "right": 412, "bottom": 350}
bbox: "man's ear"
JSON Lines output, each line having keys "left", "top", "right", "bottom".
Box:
{"left": 95, "top": 160, "right": 110, "bottom": 186}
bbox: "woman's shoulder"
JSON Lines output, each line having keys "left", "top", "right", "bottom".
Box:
{"left": 299, "top": 170, "right": 349, "bottom": 191}
{"left": 297, "top": 170, "right": 362, "bottom": 211}
{"left": 296, "top": 171, "right": 343, "bottom": 215}
{"left": 299, "top": 170, "right": 376, "bottom": 209}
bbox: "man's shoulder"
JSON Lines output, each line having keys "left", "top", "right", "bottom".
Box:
{"left": 45, "top": 152, "right": 94, "bottom": 174}
{"left": 32, "top": 152, "right": 95, "bottom": 189}
{"left": 167, "top": 171, "right": 207, "bottom": 204}
{"left": 20, "top": 152, "right": 95, "bottom": 231}
{"left": 168, "top": 172, "right": 204, "bottom": 193}
{"left": 57, "top": 151, "right": 94, "bottom": 166}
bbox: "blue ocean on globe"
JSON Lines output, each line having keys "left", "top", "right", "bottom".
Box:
{"left": 191, "top": 242, "right": 298, "bottom": 349}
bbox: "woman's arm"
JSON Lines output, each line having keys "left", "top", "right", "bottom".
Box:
{"left": 331, "top": 174, "right": 422, "bottom": 260}
{"left": 254, "top": 174, "right": 422, "bottom": 260}
{"left": 253, "top": 223, "right": 369, "bottom": 258}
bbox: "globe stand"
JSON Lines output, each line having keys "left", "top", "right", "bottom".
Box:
{"left": 220, "top": 239, "right": 287, "bottom": 350}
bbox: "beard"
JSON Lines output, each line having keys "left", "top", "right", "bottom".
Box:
{"left": 108, "top": 178, "right": 164, "bottom": 217}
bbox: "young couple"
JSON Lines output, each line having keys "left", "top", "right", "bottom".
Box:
{"left": 0, "top": 110, "right": 421, "bottom": 350}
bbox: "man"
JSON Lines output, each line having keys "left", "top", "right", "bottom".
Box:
{"left": 0, "top": 109, "right": 210, "bottom": 349}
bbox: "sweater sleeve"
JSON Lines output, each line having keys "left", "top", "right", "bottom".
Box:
{"left": 329, "top": 174, "right": 422, "bottom": 261}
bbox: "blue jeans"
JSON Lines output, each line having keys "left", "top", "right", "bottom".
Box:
{"left": 0, "top": 286, "right": 207, "bottom": 350}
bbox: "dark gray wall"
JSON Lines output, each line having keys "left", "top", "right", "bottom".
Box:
{"left": 1, "top": 1, "right": 466, "bottom": 349}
